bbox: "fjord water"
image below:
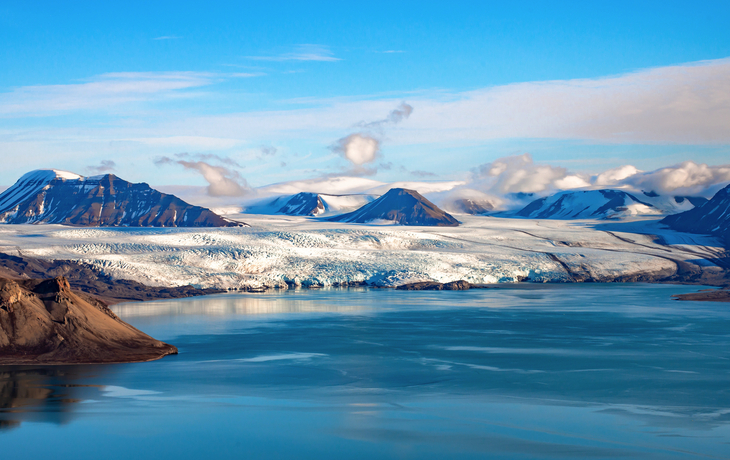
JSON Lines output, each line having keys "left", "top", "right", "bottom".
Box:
{"left": 2, "top": 285, "right": 730, "bottom": 459}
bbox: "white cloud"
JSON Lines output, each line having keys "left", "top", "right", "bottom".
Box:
{"left": 364, "top": 180, "right": 464, "bottom": 195}
{"left": 402, "top": 58, "right": 730, "bottom": 145}
{"left": 594, "top": 165, "right": 640, "bottom": 186}
{"left": 0, "top": 72, "right": 212, "bottom": 116}
{"left": 130, "top": 136, "right": 243, "bottom": 149}
{"left": 258, "top": 176, "right": 384, "bottom": 195}
{"left": 608, "top": 161, "right": 730, "bottom": 195}
{"left": 155, "top": 153, "right": 250, "bottom": 197}
{"left": 470, "top": 155, "right": 730, "bottom": 198}
{"left": 472, "top": 153, "right": 589, "bottom": 195}
{"left": 246, "top": 44, "right": 340, "bottom": 62}
{"left": 173, "top": 57, "right": 730, "bottom": 146}
{"left": 329, "top": 102, "right": 414, "bottom": 175}
{"left": 332, "top": 133, "right": 380, "bottom": 166}
{"left": 0, "top": 71, "right": 258, "bottom": 117}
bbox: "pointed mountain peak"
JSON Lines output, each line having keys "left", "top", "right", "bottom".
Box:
{"left": 327, "top": 187, "right": 459, "bottom": 226}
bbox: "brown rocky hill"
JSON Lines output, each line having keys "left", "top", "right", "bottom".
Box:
{"left": 0, "top": 275, "right": 178, "bottom": 364}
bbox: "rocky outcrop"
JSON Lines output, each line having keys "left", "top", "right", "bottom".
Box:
{"left": 0, "top": 276, "right": 178, "bottom": 364}
{"left": 396, "top": 280, "right": 472, "bottom": 290}
{"left": 672, "top": 288, "right": 730, "bottom": 302}
{"left": 327, "top": 188, "right": 459, "bottom": 227}
{"left": 0, "top": 169, "right": 245, "bottom": 227}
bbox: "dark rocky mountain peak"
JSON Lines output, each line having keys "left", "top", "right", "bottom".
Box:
{"left": 327, "top": 188, "right": 459, "bottom": 226}
{"left": 277, "top": 192, "right": 326, "bottom": 216}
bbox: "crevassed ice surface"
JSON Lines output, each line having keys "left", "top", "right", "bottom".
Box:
{"left": 1, "top": 285, "right": 730, "bottom": 460}
{"left": 0, "top": 216, "right": 724, "bottom": 288}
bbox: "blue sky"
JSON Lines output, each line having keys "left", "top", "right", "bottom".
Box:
{"left": 1, "top": 1, "right": 729, "bottom": 199}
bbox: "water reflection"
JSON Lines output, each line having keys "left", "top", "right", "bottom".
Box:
{"left": 112, "top": 289, "right": 371, "bottom": 318}
{"left": 0, "top": 367, "right": 111, "bottom": 430}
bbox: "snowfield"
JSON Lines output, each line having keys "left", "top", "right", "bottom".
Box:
{"left": 0, "top": 214, "right": 725, "bottom": 289}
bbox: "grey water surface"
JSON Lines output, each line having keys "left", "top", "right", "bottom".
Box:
{"left": 2, "top": 284, "right": 730, "bottom": 459}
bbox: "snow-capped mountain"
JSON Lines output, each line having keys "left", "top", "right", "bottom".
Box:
{"left": 327, "top": 188, "right": 460, "bottom": 226}
{"left": 516, "top": 189, "right": 661, "bottom": 219}
{"left": 0, "top": 169, "right": 245, "bottom": 227}
{"left": 661, "top": 183, "right": 730, "bottom": 246}
{"left": 638, "top": 191, "right": 708, "bottom": 214}
{"left": 275, "top": 192, "right": 326, "bottom": 216}
{"left": 249, "top": 192, "right": 376, "bottom": 216}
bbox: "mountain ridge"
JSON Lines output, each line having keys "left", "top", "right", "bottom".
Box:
{"left": 0, "top": 170, "right": 245, "bottom": 227}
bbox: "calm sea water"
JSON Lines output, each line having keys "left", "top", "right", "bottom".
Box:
{"left": 2, "top": 284, "right": 730, "bottom": 459}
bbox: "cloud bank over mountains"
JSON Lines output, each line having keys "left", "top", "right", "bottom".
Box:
{"left": 469, "top": 154, "right": 730, "bottom": 199}
{"left": 1, "top": 57, "right": 729, "bottom": 199}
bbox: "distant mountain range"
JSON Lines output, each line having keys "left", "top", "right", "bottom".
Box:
{"left": 662, "top": 184, "right": 730, "bottom": 247}
{"left": 516, "top": 190, "right": 660, "bottom": 219}
{"left": 326, "top": 188, "right": 459, "bottom": 226}
{"left": 515, "top": 189, "right": 707, "bottom": 220}
{"left": 0, "top": 170, "right": 244, "bottom": 227}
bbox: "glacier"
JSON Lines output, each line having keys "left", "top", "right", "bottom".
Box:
{"left": 0, "top": 214, "right": 724, "bottom": 290}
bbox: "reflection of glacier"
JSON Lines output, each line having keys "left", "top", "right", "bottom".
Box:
{"left": 0, "top": 215, "right": 724, "bottom": 289}
{"left": 112, "top": 290, "right": 370, "bottom": 318}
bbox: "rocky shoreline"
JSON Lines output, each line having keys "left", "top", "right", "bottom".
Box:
{"left": 0, "top": 252, "right": 223, "bottom": 305}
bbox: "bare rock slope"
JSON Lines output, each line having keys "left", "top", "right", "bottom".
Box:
{"left": 0, "top": 276, "right": 177, "bottom": 364}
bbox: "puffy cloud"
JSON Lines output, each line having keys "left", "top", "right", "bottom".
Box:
{"left": 594, "top": 165, "right": 640, "bottom": 186}
{"left": 471, "top": 154, "right": 730, "bottom": 199}
{"left": 620, "top": 162, "right": 730, "bottom": 195}
{"left": 584, "top": 161, "right": 730, "bottom": 195}
{"left": 473, "top": 153, "right": 589, "bottom": 195}
{"left": 332, "top": 134, "right": 380, "bottom": 166}
{"left": 155, "top": 153, "right": 250, "bottom": 197}
{"left": 331, "top": 102, "right": 413, "bottom": 175}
